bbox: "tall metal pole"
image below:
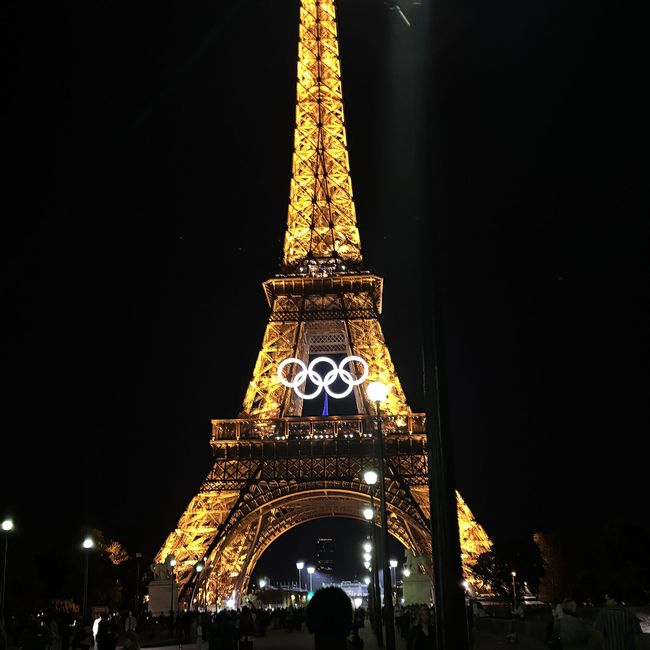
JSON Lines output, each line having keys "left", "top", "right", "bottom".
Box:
{"left": 82, "top": 550, "right": 89, "bottom": 623}
{"left": 370, "top": 494, "right": 383, "bottom": 648}
{"left": 135, "top": 552, "right": 142, "bottom": 616}
{"left": 375, "top": 401, "right": 396, "bottom": 650}
{"left": 422, "top": 289, "right": 469, "bottom": 650}
{"left": 416, "top": 0, "right": 471, "bottom": 645}
{"left": 1, "top": 531, "right": 9, "bottom": 622}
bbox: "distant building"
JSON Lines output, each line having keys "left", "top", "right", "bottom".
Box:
{"left": 316, "top": 537, "right": 334, "bottom": 573}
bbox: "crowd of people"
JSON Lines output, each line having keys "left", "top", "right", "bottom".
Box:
{"left": 543, "top": 594, "right": 643, "bottom": 650}
{"left": 0, "top": 604, "right": 309, "bottom": 650}
{"left": 1, "top": 589, "right": 646, "bottom": 650}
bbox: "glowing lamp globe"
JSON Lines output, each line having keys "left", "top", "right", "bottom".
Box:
{"left": 363, "top": 470, "right": 378, "bottom": 485}
{"left": 390, "top": 560, "right": 398, "bottom": 568}
{"left": 307, "top": 566, "right": 315, "bottom": 575}
{"left": 296, "top": 561, "right": 304, "bottom": 570}
{"left": 367, "top": 381, "right": 388, "bottom": 403}
{"left": 82, "top": 537, "right": 94, "bottom": 549}
{"left": 1, "top": 519, "right": 14, "bottom": 532}
{"left": 362, "top": 507, "right": 374, "bottom": 521}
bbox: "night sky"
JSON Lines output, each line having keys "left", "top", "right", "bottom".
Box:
{"left": 2, "top": 0, "right": 646, "bottom": 588}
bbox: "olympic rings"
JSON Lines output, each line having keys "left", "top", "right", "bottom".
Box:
{"left": 278, "top": 356, "right": 369, "bottom": 400}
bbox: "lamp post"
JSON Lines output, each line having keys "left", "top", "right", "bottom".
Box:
{"left": 1, "top": 519, "right": 14, "bottom": 623}
{"left": 511, "top": 571, "right": 517, "bottom": 611}
{"left": 296, "top": 561, "right": 304, "bottom": 591}
{"left": 196, "top": 560, "right": 205, "bottom": 611}
{"left": 363, "top": 471, "right": 383, "bottom": 648}
{"left": 366, "top": 381, "right": 396, "bottom": 650}
{"left": 389, "top": 560, "right": 399, "bottom": 605}
{"left": 166, "top": 555, "right": 177, "bottom": 614}
{"left": 307, "top": 566, "right": 315, "bottom": 593}
{"left": 82, "top": 536, "right": 94, "bottom": 624}
{"left": 135, "top": 552, "right": 142, "bottom": 616}
{"left": 389, "top": 560, "right": 398, "bottom": 590}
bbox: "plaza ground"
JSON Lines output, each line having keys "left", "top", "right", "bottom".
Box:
{"left": 140, "top": 624, "right": 550, "bottom": 650}
{"left": 139, "top": 615, "right": 650, "bottom": 650}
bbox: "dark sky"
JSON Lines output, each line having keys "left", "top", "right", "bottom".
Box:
{"left": 2, "top": 0, "right": 647, "bottom": 587}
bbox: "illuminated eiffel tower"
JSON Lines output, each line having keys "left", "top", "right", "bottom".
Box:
{"left": 155, "top": 0, "right": 491, "bottom": 607}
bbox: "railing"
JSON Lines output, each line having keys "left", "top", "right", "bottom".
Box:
{"left": 211, "top": 413, "right": 426, "bottom": 442}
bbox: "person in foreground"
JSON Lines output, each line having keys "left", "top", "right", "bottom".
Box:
{"left": 551, "top": 598, "right": 588, "bottom": 649}
{"left": 594, "top": 594, "right": 642, "bottom": 650}
{"left": 306, "top": 586, "right": 356, "bottom": 650}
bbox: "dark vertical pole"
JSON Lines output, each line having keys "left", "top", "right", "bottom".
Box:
{"left": 82, "top": 550, "right": 89, "bottom": 623}
{"left": 421, "top": 197, "right": 469, "bottom": 650}
{"left": 370, "top": 493, "right": 383, "bottom": 648}
{"left": 0, "top": 532, "right": 8, "bottom": 621}
{"left": 407, "top": 0, "right": 471, "bottom": 645}
{"left": 135, "top": 553, "right": 141, "bottom": 616}
{"left": 375, "top": 403, "right": 396, "bottom": 650}
{"left": 421, "top": 261, "right": 469, "bottom": 650}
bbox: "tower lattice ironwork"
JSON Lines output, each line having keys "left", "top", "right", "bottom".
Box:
{"left": 156, "top": 0, "right": 492, "bottom": 607}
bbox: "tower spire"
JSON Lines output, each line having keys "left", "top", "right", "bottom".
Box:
{"left": 283, "top": 0, "right": 363, "bottom": 273}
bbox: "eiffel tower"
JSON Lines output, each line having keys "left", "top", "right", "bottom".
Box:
{"left": 156, "top": 0, "right": 491, "bottom": 607}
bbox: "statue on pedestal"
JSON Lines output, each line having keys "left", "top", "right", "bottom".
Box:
{"left": 151, "top": 562, "right": 171, "bottom": 581}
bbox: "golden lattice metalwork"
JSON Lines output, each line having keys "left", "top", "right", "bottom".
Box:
{"left": 156, "top": 0, "right": 492, "bottom": 607}
{"left": 283, "top": 0, "right": 362, "bottom": 269}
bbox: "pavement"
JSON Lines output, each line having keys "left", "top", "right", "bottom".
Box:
{"left": 140, "top": 624, "right": 548, "bottom": 650}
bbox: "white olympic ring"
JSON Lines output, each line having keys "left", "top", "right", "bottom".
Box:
{"left": 278, "top": 356, "right": 369, "bottom": 400}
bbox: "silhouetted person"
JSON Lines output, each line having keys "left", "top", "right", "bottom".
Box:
{"left": 407, "top": 606, "right": 435, "bottom": 650}
{"left": 306, "top": 587, "right": 353, "bottom": 650}
{"left": 594, "top": 594, "right": 641, "bottom": 650}
{"left": 238, "top": 606, "right": 255, "bottom": 647}
{"left": 96, "top": 615, "right": 116, "bottom": 650}
{"left": 59, "top": 614, "right": 70, "bottom": 650}
{"left": 124, "top": 612, "right": 137, "bottom": 633}
{"left": 551, "top": 598, "right": 588, "bottom": 649}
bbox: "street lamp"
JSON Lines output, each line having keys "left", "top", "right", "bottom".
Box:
{"left": 366, "top": 380, "right": 396, "bottom": 650}
{"left": 389, "top": 560, "right": 398, "bottom": 586}
{"left": 135, "top": 552, "right": 142, "bottom": 616}
{"left": 196, "top": 560, "right": 206, "bottom": 611}
{"left": 259, "top": 578, "right": 267, "bottom": 589}
{"left": 296, "top": 561, "right": 304, "bottom": 591}
{"left": 307, "top": 566, "right": 315, "bottom": 592}
{"left": 511, "top": 571, "right": 517, "bottom": 610}
{"left": 1, "top": 519, "right": 14, "bottom": 622}
{"left": 166, "top": 555, "right": 176, "bottom": 614}
{"left": 363, "top": 472, "right": 383, "bottom": 648}
{"left": 82, "top": 536, "right": 94, "bottom": 623}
